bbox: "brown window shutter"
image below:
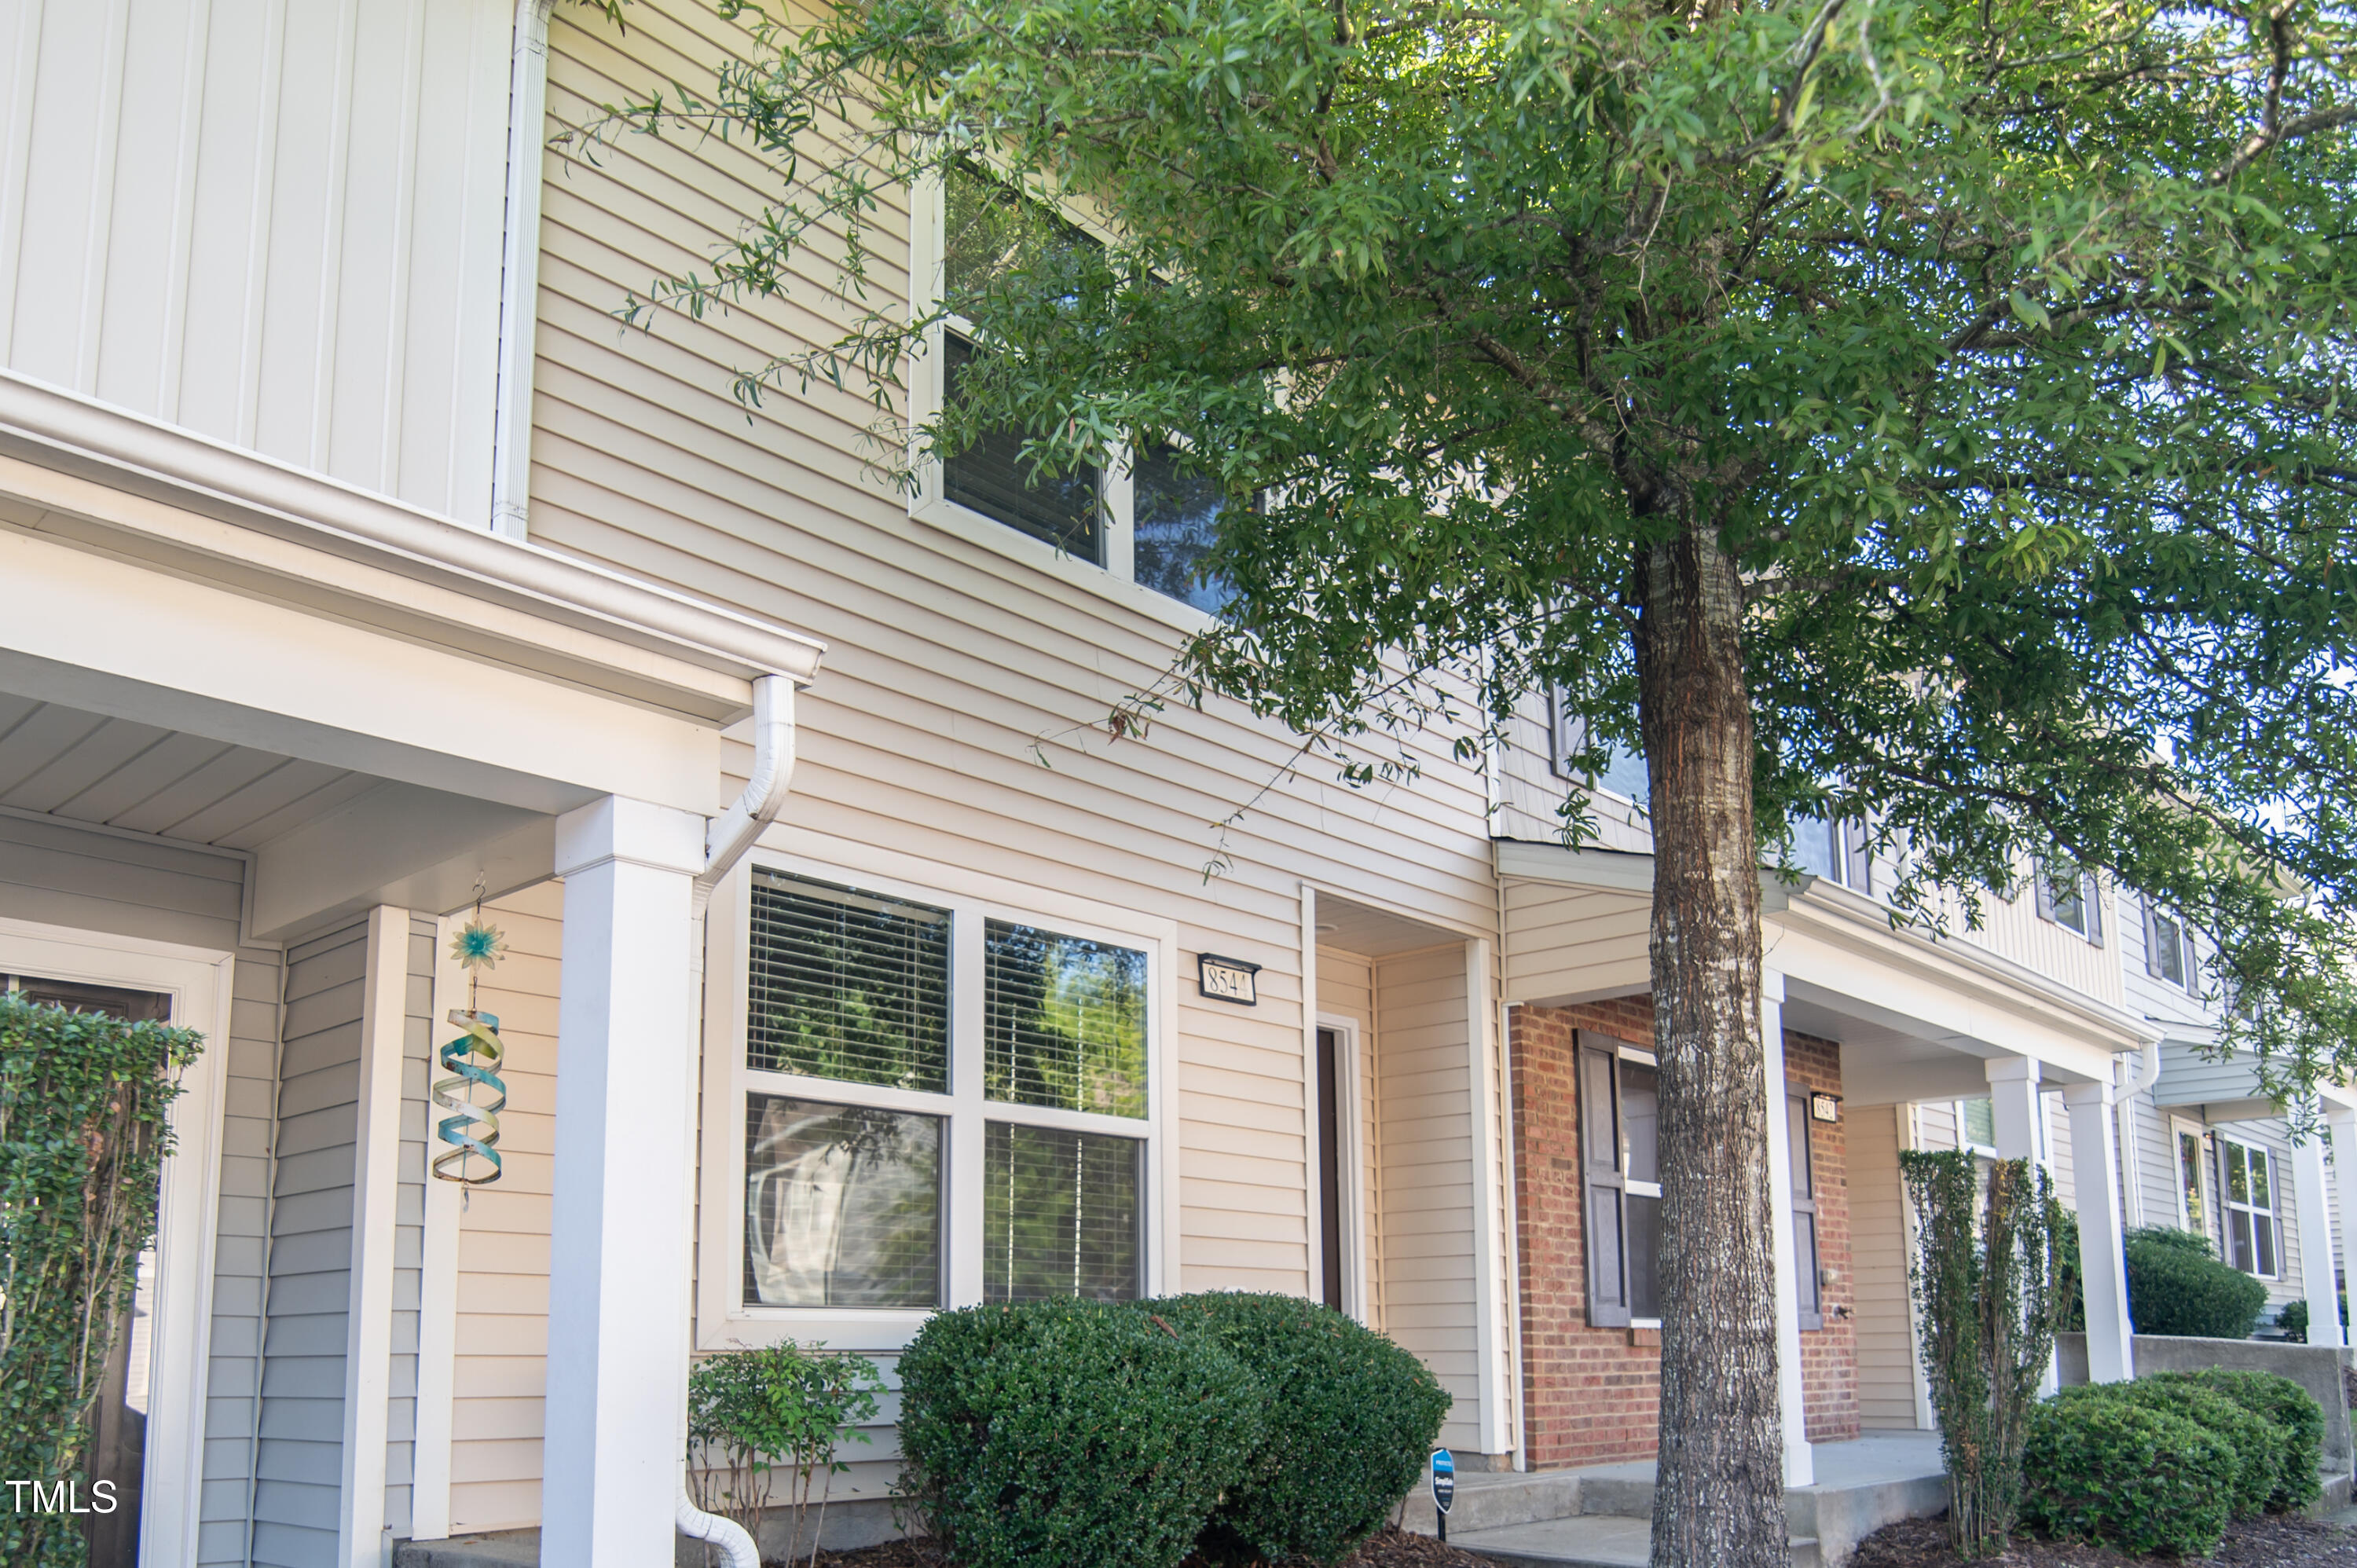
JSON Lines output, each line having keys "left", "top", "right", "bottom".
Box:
{"left": 1578, "top": 1041, "right": 1629, "bottom": 1328}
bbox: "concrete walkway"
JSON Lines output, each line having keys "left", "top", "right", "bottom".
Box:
{"left": 1406, "top": 1433, "right": 1949, "bottom": 1568}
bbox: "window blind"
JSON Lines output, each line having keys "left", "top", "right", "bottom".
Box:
{"left": 743, "top": 1093, "right": 942, "bottom": 1308}
{"left": 748, "top": 871, "right": 951, "bottom": 1092}
{"left": 983, "top": 1122, "right": 1142, "bottom": 1302}
{"left": 941, "top": 335, "right": 1102, "bottom": 562}
{"left": 983, "top": 920, "right": 1147, "bottom": 1117}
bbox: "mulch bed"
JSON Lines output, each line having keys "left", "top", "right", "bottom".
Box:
{"left": 1850, "top": 1514, "right": 2357, "bottom": 1568}
{"left": 779, "top": 1525, "right": 1497, "bottom": 1568}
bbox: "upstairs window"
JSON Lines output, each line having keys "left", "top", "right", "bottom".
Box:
{"left": 1793, "top": 815, "right": 1871, "bottom": 893}
{"left": 2034, "top": 861, "right": 2106, "bottom": 946}
{"left": 1549, "top": 692, "right": 1649, "bottom": 805}
{"left": 2145, "top": 897, "right": 2194, "bottom": 991}
{"left": 940, "top": 335, "right": 1102, "bottom": 562}
{"left": 1131, "top": 443, "right": 1234, "bottom": 614}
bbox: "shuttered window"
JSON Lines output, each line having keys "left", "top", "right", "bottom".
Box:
{"left": 1790, "top": 1092, "right": 1823, "bottom": 1329}
{"left": 735, "top": 865, "right": 1157, "bottom": 1325}
{"left": 2145, "top": 897, "right": 2192, "bottom": 990}
{"left": 2034, "top": 861, "right": 2106, "bottom": 945}
{"left": 747, "top": 872, "right": 950, "bottom": 1091}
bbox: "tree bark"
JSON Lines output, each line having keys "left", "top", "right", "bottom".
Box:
{"left": 1635, "top": 520, "right": 1787, "bottom": 1568}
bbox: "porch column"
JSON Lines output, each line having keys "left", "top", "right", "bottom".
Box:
{"left": 1985, "top": 1057, "right": 2056, "bottom": 1393}
{"left": 2293, "top": 1116, "right": 2343, "bottom": 1349}
{"left": 1761, "top": 970, "right": 1813, "bottom": 1487}
{"left": 2061, "top": 1082, "right": 2134, "bottom": 1381}
{"left": 543, "top": 796, "right": 706, "bottom": 1567}
{"left": 2331, "top": 1104, "right": 2357, "bottom": 1350}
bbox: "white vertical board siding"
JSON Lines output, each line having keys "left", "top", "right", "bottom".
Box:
{"left": 254, "top": 918, "right": 369, "bottom": 1568}
{"left": 384, "top": 914, "right": 436, "bottom": 1536}
{"left": 0, "top": 815, "right": 282, "bottom": 1564}
{"left": 0, "top": 0, "right": 510, "bottom": 518}
{"left": 1318, "top": 947, "right": 1383, "bottom": 1329}
{"left": 447, "top": 881, "right": 563, "bottom": 1534}
{"left": 1850, "top": 1105, "right": 1922, "bottom": 1431}
{"left": 1373, "top": 944, "right": 1483, "bottom": 1449}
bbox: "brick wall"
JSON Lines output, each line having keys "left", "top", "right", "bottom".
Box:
{"left": 1784, "top": 1030, "right": 1859, "bottom": 1442}
{"left": 1510, "top": 999, "right": 1858, "bottom": 1467}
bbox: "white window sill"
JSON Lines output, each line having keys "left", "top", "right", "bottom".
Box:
{"left": 913, "top": 492, "right": 1220, "bottom": 639}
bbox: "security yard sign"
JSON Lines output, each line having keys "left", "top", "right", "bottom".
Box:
{"left": 1431, "top": 1448, "right": 1455, "bottom": 1541}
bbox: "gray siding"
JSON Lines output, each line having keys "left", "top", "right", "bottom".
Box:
{"left": 254, "top": 920, "right": 369, "bottom": 1568}
{"left": 0, "top": 812, "right": 283, "bottom": 1566}
{"left": 387, "top": 915, "right": 436, "bottom": 1536}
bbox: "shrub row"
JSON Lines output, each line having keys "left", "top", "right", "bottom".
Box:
{"left": 2021, "top": 1368, "right": 2323, "bottom": 1556}
{"left": 897, "top": 1293, "right": 1450, "bottom": 1568}
{"left": 2124, "top": 1225, "right": 2268, "bottom": 1339}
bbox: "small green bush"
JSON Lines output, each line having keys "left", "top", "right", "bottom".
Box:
{"left": 896, "top": 1299, "right": 1264, "bottom": 1568}
{"left": 2021, "top": 1393, "right": 2234, "bottom": 1556}
{"left": 2124, "top": 1226, "right": 2267, "bottom": 1339}
{"left": 687, "top": 1341, "right": 882, "bottom": 1561}
{"left": 2066, "top": 1382, "right": 2275, "bottom": 1518}
{"left": 2150, "top": 1368, "right": 2325, "bottom": 1512}
{"left": 1148, "top": 1293, "right": 1450, "bottom": 1566}
{"left": 2279, "top": 1299, "right": 2309, "bottom": 1342}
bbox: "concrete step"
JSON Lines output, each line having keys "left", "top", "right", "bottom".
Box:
{"left": 1446, "top": 1515, "right": 1820, "bottom": 1568}
{"left": 1398, "top": 1469, "right": 1582, "bottom": 1535}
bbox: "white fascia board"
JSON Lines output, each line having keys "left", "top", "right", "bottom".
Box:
{"left": 1491, "top": 836, "right": 1814, "bottom": 911}
{"left": 0, "top": 372, "right": 823, "bottom": 720}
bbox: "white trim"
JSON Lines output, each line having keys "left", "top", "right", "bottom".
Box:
{"left": 1314, "top": 1013, "right": 1372, "bottom": 1324}
{"left": 489, "top": 0, "right": 553, "bottom": 538}
{"left": 339, "top": 908, "right": 408, "bottom": 1567}
{"left": 1464, "top": 939, "right": 1508, "bottom": 1456}
{"left": 0, "top": 913, "right": 233, "bottom": 1568}
{"left": 696, "top": 847, "right": 1179, "bottom": 1354}
{"left": 2169, "top": 1114, "right": 2211, "bottom": 1236}
{"left": 409, "top": 918, "right": 466, "bottom": 1541}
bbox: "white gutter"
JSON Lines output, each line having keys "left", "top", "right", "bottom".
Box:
{"left": 489, "top": 0, "right": 554, "bottom": 540}
{"left": 674, "top": 675, "right": 797, "bottom": 1568}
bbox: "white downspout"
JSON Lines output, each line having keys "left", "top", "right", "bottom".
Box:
{"left": 676, "top": 675, "right": 798, "bottom": 1568}
{"left": 2114, "top": 1037, "right": 2162, "bottom": 1231}
{"left": 489, "top": 0, "right": 553, "bottom": 538}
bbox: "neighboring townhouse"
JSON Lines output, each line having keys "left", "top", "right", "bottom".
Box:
{"left": 7, "top": 7, "right": 2353, "bottom": 1568}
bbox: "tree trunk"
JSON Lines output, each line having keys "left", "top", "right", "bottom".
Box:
{"left": 1635, "top": 521, "right": 1787, "bottom": 1568}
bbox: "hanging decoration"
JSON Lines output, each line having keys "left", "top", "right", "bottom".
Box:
{"left": 432, "top": 891, "right": 510, "bottom": 1186}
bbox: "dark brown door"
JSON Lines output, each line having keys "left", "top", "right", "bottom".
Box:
{"left": 1316, "top": 1027, "right": 1345, "bottom": 1310}
{"left": 4, "top": 974, "right": 171, "bottom": 1567}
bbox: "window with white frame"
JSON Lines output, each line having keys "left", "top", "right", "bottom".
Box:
{"left": 2173, "top": 1118, "right": 2211, "bottom": 1237}
{"left": 916, "top": 161, "right": 1233, "bottom": 613}
{"left": 2144, "top": 896, "right": 2195, "bottom": 991}
{"left": 1547, "top": 690, "right": 1648, "bottom": 805}
{"left": 1579, "top": 1032, "right": 1661, "bottom": 1327}
{"left": 1956, "top": 1096, "right": 1999, "bottom": 1156}
{"left": 2217, "top": 1134, "right": 2281, "bottom": 1279}
{"left": 735, "top": 868, "right": 1153, "bottom": 1321}
{"left": 1793, "top": 815, "right": 1872, "bottom": 894}
{"left": 2034, "top": 860, "right": 2106, "bottom": 945}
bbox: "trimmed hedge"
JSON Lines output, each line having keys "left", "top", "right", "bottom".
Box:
{"left": 1149, "top": 1293, "right": 1450, "bottom": 1566}
{"left": 896, "top": 1300, "right": 1264, "bottom": 1568}
{"left": 2074, "top": 1382, "right": 2275, "bottom": 1518}
{"left": 2124, "top": 1226, "right": 2267, "bottom": 1339}
{"left": 2150, "top": 1368, "right": 2325, "bottom": 1512}
{"left": 2021, "top": 1394, "right": 2234, "bottom": 1557}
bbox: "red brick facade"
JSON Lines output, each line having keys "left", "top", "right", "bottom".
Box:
{"left": 1510, "top": 1000, "right": 1857, "bottom": 1468}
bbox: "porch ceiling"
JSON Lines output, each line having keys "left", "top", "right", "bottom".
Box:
{"left": 1317, "top": 892, "right": 1466, "bottom": 957}
{"left": 0, "top": 695, "right": 373, "bottom": 848}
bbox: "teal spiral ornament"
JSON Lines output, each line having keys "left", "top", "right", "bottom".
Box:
{"left": 431, "top": 1007, "right": 507, "bottom": 1185}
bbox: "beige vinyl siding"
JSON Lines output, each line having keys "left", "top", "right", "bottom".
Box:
{"left": 1373, "top": 943, "right": 1483, "bottom": 1449}
{"left": 2126, "top": 1090, "right": 2183, "bottom": 1232}
{"left": 254, "top": 918, "right": 370, "bottom": 1568}
{"left": 0, "top": 814, "right": 284, "bottom": 1565}
{"left": 1849, "top": 1105, "right": 1922, "bottom": 1431}
{"left": 1318, "top": 946, "right": 1383, "bottom": 1328}
{"left": 1499, "top": 881, "right": 1648, "bottom": 1006}
{"left": 446, "top": 881, "right": 563, "bottom": 1535}
{"left": 0, "top": 0, "right": 511, "bottom": 521}
{"left": 386, "top": 914, "right": 437, "bottom": 1536}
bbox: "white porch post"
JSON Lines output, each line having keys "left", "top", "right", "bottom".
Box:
{"left": 542, "top": 797, "right": 706, "bottom": 1566}
{"left": 2331, "top": 1105, "right": 2357, "bottom": 1351}
{"left": 1985, "top": 1057, "right": 2057, "bottom": 1392}
{"left": 1760, "top": 969, "right": 1813, "bottom": 1488}
{"left": 2061, "top": 1082, "right": 2134, "bottom": 1382}
{"left": 2293, "top": 1115, "right": 2343, "bottom": 1349}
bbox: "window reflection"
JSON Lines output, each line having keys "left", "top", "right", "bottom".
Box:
{"left": 744, "top": 1094, "right": 942, "bottom": 1307}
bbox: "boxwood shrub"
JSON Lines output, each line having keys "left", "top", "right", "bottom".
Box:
{"left": 2079, "top": 1381, "right": 2275, "bottom": 1518}
{"left": 1148, "top": 1293, "right": 1451, "bottom": 1566}
{"left": 896, "top": 1299, "right": 1265, "bottom": 1568}
{"left": 2124, "top": 1226, "right": 2268, "bottom": 1339}
{"left": 2150, "top": 1368, "right": 2325, "bottom": 1512}
{"left": 2021, "top": 1392, "right": 2234, "bottom": 1557}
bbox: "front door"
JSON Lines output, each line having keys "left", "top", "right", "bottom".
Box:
{"left": 3, "top": 973, "right": 174, "bottom": 1568}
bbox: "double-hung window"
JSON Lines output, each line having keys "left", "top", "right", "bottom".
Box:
{"left": 2034, "top": 860, "right": 2106, "bottom": 945}
{"left": 1579, "top": 1033, "right": 1661, "bottom": 1327}
{"left": 1956, "top": 1096, "right": 2000, "bottom": 1156}
{"left": 915, "top": 161, "right": 1233, "bottom": 615}
{"left": 713, "top": 863, "right": 1162, "bottom": 1346}
{"left": 2217, "top": 1135, "right": 2281, "bottom": 1279}
{"left": 2145, "top": 897, "right": 2194, "bottom": 991}
{"left": 1793, "top": 815, "right": 1872, "bottom": 893}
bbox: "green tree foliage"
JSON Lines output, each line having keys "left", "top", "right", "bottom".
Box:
{"left": 687, "top": 1342, "right": 882, "bottom": 1566}
{"left": 1901, "top": 1150, "right": 2064, "bottom": 1556}
{"left": 574, "top": 3, "right": 2357, "bottom": 1560}
{"left": 0, "top": 995, "right": 202, "bottom": 1568}
{"left": 2124, "top": 1225, "right": 2269, "bottom": 1338}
